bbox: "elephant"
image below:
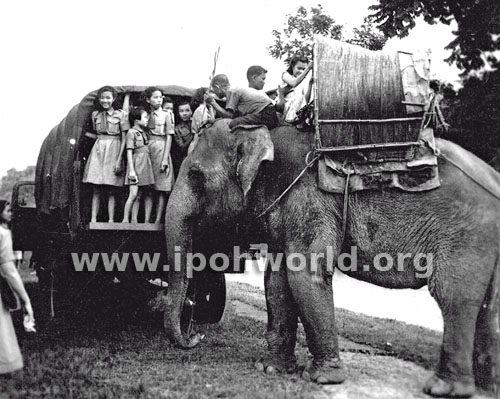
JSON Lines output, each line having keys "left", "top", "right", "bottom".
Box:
{"left": 163, "top": 119, "right": 500, "bottom": 398}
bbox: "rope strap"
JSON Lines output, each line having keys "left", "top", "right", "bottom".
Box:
{"left": 257, "top": 151, "right": 319, "bottom": 218}
{"left": 340, "top": 171, "right": 351, "bottom": 246}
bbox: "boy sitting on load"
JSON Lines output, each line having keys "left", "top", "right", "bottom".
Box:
{"left": 206, "top": 66, "right": 279, "bottom": 131}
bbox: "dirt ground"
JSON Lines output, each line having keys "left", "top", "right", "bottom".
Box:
{"left": 230, "top": 299, "right": 432, "bottom": 399}
{"left": 228, "top": 284, "right": 490, "bottom": 399}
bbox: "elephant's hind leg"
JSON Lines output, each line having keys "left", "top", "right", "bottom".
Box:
{"left": 423, "top": 303, "right": 478, "bottom": 398}
{"left": 424, "top": 257, "right": 493, "bottom": 397}
{"left": 473, "top": 263, "right": 500, "bottom": 394}
{"left": 256, "top": 252, "right": 299, "bottom": 375}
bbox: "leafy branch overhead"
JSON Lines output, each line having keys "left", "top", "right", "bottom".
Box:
{"left": 268, "top": 5, "right": 387, "bottom": 63}
{"left": 370, "top": 0, "right": 500, "bottom": 73}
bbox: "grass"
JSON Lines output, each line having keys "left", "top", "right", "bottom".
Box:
{"left": 230, "top": 282, "right": 442, "bottom": 370}
{"left": 0, "top": 279, "right": 443, "bottom": 398}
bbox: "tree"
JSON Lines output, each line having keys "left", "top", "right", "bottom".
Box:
{"left": 268, "top": 5, "right": 388, "bottom": 62}
{"left": 347, "top": 16, "right": 388, "bottom": 51}
{"left": 370, "top": 0, "right": 500, "bottom": 73}
{"left": 0, "top": 166, "right": 36, "bottom": 201}
{"left": 268, "top": 5, "right": 344, "bottom": 62}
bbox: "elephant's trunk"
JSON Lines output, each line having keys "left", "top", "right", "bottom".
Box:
{"left": 164, "top": 180, "right": 203, "bottom": 348}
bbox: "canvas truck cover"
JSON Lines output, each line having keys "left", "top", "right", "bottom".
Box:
{"left": 35, "top": 85, "right": 195, "bottom": 216}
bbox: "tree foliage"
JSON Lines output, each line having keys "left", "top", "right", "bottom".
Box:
{"left": 440, "top": 62, "right": 500, "bottom": 160}
{"left": 268, "top": 5, "right": 387, "bottom": 63}
{"left": 370, "top": 0, "right": 500, "bottom": 73}
{"left": 0, "top": 166, "right": 36, "bottom": 201}
{"left": 268, "top": 5, "right": 343, "bottom": 62}
{"left": 348, "top": 17, "right": 388, "bottom": 51}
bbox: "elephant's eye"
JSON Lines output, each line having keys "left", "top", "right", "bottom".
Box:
{"left": 188, "top": 167, "right": 206, "bottom": 196}
{"left": 188, "top": 167, "right": 205, "bottom": 181}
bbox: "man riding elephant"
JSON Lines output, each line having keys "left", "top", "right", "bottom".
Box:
{"left": 206, "top": 70, "right": 279, "bottom": 131}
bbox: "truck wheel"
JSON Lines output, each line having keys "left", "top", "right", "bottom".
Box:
{"left": 193, "top": 273, "right": 226, "bottom": 324}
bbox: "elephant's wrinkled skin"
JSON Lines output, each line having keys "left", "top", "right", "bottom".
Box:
{"left": 164, "top": 119, "right": 500, "bottom": 397}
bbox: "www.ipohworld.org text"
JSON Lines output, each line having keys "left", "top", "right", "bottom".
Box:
{"left": 71, "top": 246, "right": 433, "bottom": 278}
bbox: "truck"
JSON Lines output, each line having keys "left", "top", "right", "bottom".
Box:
{"left": 11, "top": 85, "right": 233, "bottom": 331}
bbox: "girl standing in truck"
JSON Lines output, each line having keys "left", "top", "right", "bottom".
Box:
{"left": 142, "top": 87, "right": 175, "bottom": 224}
{"left": 122, "top": 107, "right": 155, "bottom": 223}
{"left": 82, "top": 86, "right": 130, "bottom": 222}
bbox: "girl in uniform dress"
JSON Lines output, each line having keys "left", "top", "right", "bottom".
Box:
{"left": 122, "top": 107, "right": 155, "bottom": 223}
{"left": 187, "top": 87, "right": 215, "bottom": 154}
{"left": 0, "top": 200, "right": 34, "bottom": 375}
{"left": 142, "top": 87, "right": 174, "bottom": 224}
{"left": 82, "top": 86, "right": 130, "bottom": 222}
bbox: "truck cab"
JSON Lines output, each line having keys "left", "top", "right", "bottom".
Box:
{"left": 11, "top": 180, "right": 37, "bottom": 251}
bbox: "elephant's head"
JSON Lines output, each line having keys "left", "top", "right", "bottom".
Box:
{"left": 164, "top": 119, "right": 274, "bottom": 348}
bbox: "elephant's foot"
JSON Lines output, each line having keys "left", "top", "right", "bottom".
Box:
{"left": 255, "top": 354, "right": 297, "bottom": 375}
{"left": 474, "top": 348, "right": 500, "bottom": 393}
{"left": 423, "top": 374, "right": 475, "bottom": 398}
{"left": 302, "top": 357, "right": 346, "bottom": 384}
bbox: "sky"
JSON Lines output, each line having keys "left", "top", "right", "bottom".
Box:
{"left": 0, "top": 0, "right": 460, "bottom": 178}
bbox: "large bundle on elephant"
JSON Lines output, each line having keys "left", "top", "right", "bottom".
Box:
{"left": 314, "top": 37, "right": 429, "bottom": 148}
{"left": 34, "top": 85, "right": 194, "bottom": 220}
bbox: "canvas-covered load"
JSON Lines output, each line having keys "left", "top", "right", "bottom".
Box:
{"left": 314, "top": 37, "right": 429, "bottom": 149}
{"left": 35, "top": 85, "right": 195, "bottom": 217}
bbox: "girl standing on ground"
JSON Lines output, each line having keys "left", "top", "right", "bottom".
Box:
{"left": 82, "top": 86, "right": 130, "bottom": 222}
{"left": 0, "top": 200, "right": 34, "bottom": 375}
{"left": 143, "top": 87, "right": 174, "bottom": 224}
{"left": 122, "top": 107, "right": 155, "bottom": 223}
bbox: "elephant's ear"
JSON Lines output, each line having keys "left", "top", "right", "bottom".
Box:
{"left": 235, "top": 127, "right": 274, "bottom": 197}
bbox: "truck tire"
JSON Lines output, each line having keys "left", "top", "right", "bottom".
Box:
{"left": 193, "top": 272, "right": 226, "bottom": 324}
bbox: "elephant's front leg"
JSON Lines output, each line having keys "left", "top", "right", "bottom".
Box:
{"left": 256, "top": 253, "right": 299, "bottom": 375}
{"left": 286, "top": 247, "right": 346, "bottom": 384}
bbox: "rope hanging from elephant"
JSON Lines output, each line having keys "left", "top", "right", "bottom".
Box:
{"left": 257, "top": 151, "right": 320, "bottom": 218}
{"left": 257, "top": 151, "right": 351, "bottom": 246}
{"left": 340, "top": 171, "right": 351, "bottom": 247}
